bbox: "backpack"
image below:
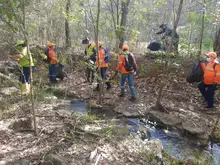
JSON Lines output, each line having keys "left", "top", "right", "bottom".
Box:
{"left": 103, "top": 48, "right": 110, "bottom": 63}
{"left": 186, "top": 61, "right": 217, "bottom": 83}
{"left": 124, "top": 53, "right": 136, "bottom": 72}
{"left": 43, "top": 47, "right": 50, "bottom": 63}
{"left": 56, "top": 62, "right": 67, "bottom": 80}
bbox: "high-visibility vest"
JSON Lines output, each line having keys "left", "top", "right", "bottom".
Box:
{"left": 18, "top": 47, "right": 34, "bottom": 67}
{"left": 85, "top": 44, "right": 95, "bottom": 57}
{"left": 201, "top": 62, "right": 216, "bottom": 84}
{"left": 96, "top": 48, "right": 108, "bottom": 68}
{"left": 214, "top": 63, "right": 220, "bottom": 84}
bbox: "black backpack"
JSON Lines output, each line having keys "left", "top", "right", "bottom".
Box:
{"left": 186, "top": 61, "right": 217, "bottom": 83}
{"left": 43, "top": 47, "right": 50, "bottom": 63}
{"left": 124, "top": 53, "right": 136, "bottom": 72}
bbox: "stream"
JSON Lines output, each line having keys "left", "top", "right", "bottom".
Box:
{"left": 71, "top": 100, "right": 220, "bottom": 164}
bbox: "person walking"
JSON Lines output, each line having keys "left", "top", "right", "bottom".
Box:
{"left": 111, "top": 45, "right": 137, "bottom": 102}
{"left": 198, "top": 52, "right": 219, "bottom": 109}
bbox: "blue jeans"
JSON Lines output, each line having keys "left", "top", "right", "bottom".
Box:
{"left": 49, "top": 64, "right": 57, "bottom": 83}
{"left": 198, "top": 82, "right": 216, "bottom": 108}
{"left": 120, "top": 73, "right": 135, "bottom": 97}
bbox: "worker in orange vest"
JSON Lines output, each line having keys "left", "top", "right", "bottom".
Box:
{"left": 95, "top": 41, "right": 111, "bottom": 91}
{"left": 47, "top": 43, "right": 59, "bottom": 83}
{"left": 111, "top": 45, "right": 137, "bottom": 102}
{"left": 198, "top": 52, "right": 219, "bottom": 109}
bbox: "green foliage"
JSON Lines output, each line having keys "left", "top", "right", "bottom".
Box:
{"left": 203, "top": 37, "right": 213, "bottom": 50}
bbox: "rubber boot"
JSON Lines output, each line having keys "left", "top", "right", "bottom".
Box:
{"left": 27, "top": 84, "right": 30, "bottom": 94}
{"left": 21, "top": 83, "right": 28, "bottom": 95}
{"left": 129, "top": 96, "right": 136, "bottom": 102}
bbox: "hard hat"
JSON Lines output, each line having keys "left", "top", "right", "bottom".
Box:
{"left": 94, "top": 41, "right": 102, "bottom": 47}
{"left": 122, "top": 45, "right": 129, "bottom": 51}
{"left": 82, "top": 38, "right": 90, "bottom": 44}
{"left": 48, "top": 42, "right": 56, "bottom": 47}
{"left": 98, "top": 41, "right": 102, "bottom": 47}
{"left": 15, "top": 40, "right": 25, "bottom": 46}
{"left": 206, "top": 52, "right": 217, "bottom": 59}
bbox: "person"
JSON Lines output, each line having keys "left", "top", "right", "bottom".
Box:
{"left": 8, "top": 40, "right": 35, "bottom": 95}
{"left": 47, "top": 42, "right": 58, "bottom": 83}
{"left": 198, "top": 52, "right": 220, "bottom": 109}
{"left": 95, "top": 41, "right": 111, "bottom": 91}
{"left": 82, "top": 38, "right": 97, "bottom": 84}
{"left": 156, "top": 24, "right": 179, "bottom": 52}
{"left": 111, "top": 45, "right": 137, "bottom": 102}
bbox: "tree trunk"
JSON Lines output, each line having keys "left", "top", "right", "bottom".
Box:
{"left": 119, "top": 0, "right": 131, "bottom": 48}
{"left": 214, "top": 27, "right": 220, "bottom": 56}
{"left": 65, "top": 0, "right": 71, "bottom": 48}
{"left": 198, "top": 0, "right": 206, "bottom": 57}
{"left": 22, "top": 0, "right": 37, "bottom": 135}
{"left": 94, "top": 0, "right": 103, "bottom": 104}
{"left": 155, "top": 0, "right": 184, "bottom": 111}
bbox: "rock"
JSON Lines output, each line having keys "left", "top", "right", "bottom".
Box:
{"left": 42, "top": 154, "right": 67, "bottom": 165}
{"left": 5, "top": 159, "right": 29, "bottom": 165}
{"left": 114, "top": 103, "right": 149, "bottom": 117}
{"left": 149, "top": 111, "right": 182, "bottom": 126}
{"left": 0, "top": 61, "right": 18, "bottom": 74}
{"left": 182, "top": 121, "right": 206, "bottom": 135}
{"left": 0, "top": 87, "right": 19, "bottom": 95}
{"left": 45, "top": 96, "right": 58, "bottom": 100}
{"left": 146, "top": 139, "right": 163, "bottom": 159}
{"left": 137, "top": 124, "right": 151, "bottom": 140}
{"left": 9, "top": 118, "right": 32, "bottom": 132}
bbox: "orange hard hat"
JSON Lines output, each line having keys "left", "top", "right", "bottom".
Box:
{"left": 94, "top": 41, "right": 102, "bottom": 47}
{"left": 48, "top": 42, "right": 56, "bottom": 47}
{"left": 122, "top": 45, "right": 129, "bottom": 51}
{"left": 206, "top": 52, "right": 217, "bottom": 59}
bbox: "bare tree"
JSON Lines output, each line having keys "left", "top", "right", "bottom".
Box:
{"left": 65, "top": 0, "right": 71, "bottom": 48}
{"left": 214, "top": 27, "right": 220, "bottom": 56}
{"left": 155, "top": 0, "right": 184, "bottom": 112}
{"left": 198, "top": 0, "right": 206, "bottom": 57}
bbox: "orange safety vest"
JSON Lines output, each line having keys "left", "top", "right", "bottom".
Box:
{"left": 201, "top": 62, "right": 216, "bottom": 85}
{"left": 116, "top": 54, "right": 137, "bottom": 74}
{"left": 96, "top": 48, "right": 108, "bottom": 68}
{"left": 48, "top": 48, "right": 58, "bottom": 64}
{"left": 214, "top": 63, "right": 220, "bottom": 84}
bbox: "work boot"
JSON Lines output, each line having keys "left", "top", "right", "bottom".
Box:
{"left": 94, "top": 84, "right": 99, "bottom": 91}
{"left": 129, "top": 96, "right": 136, "bottom": 102}
{"left": 106, "top": 82, "right": 111, "bottom": 90}
{"left": 119, "top": 90, "right": 125, "bottom": 97}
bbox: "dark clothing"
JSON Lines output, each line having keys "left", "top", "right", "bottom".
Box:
{"left": 156, "top": 26, "right": 179, "bottom": 52}
{"left": 147, "top": 40, "right": 161, "bottom": 51}
{"left": 87, "top": 67, "right": 95, "bottom": 83}
{"left": 49, "top": 64, "right": 57, "bottom": 83}
{"left": 96, "top": 67, "right": 111, "bottom": 89}
{"left": 20, "top": 67, "right": 30, "bottom": 84}
{"left": 100, "top": 67, "right": 111, "bottom": 89}
{"left": 198, "top": 82, "right": 217, "bottom": 108}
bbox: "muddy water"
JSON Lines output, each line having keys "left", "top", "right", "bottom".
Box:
{"left": 71, "top": 100, "right": 220, "bottom": 164}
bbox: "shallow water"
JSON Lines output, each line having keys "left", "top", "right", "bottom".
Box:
{"left": 71, "top": 101, "right": 220, "bottom": 164}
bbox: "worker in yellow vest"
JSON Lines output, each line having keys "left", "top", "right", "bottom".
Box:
{"left": 82, "top": 38, "right": 97, "bottom": 84}
{"left": 8, "top": 40, "right": 35, "bottom": 95}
